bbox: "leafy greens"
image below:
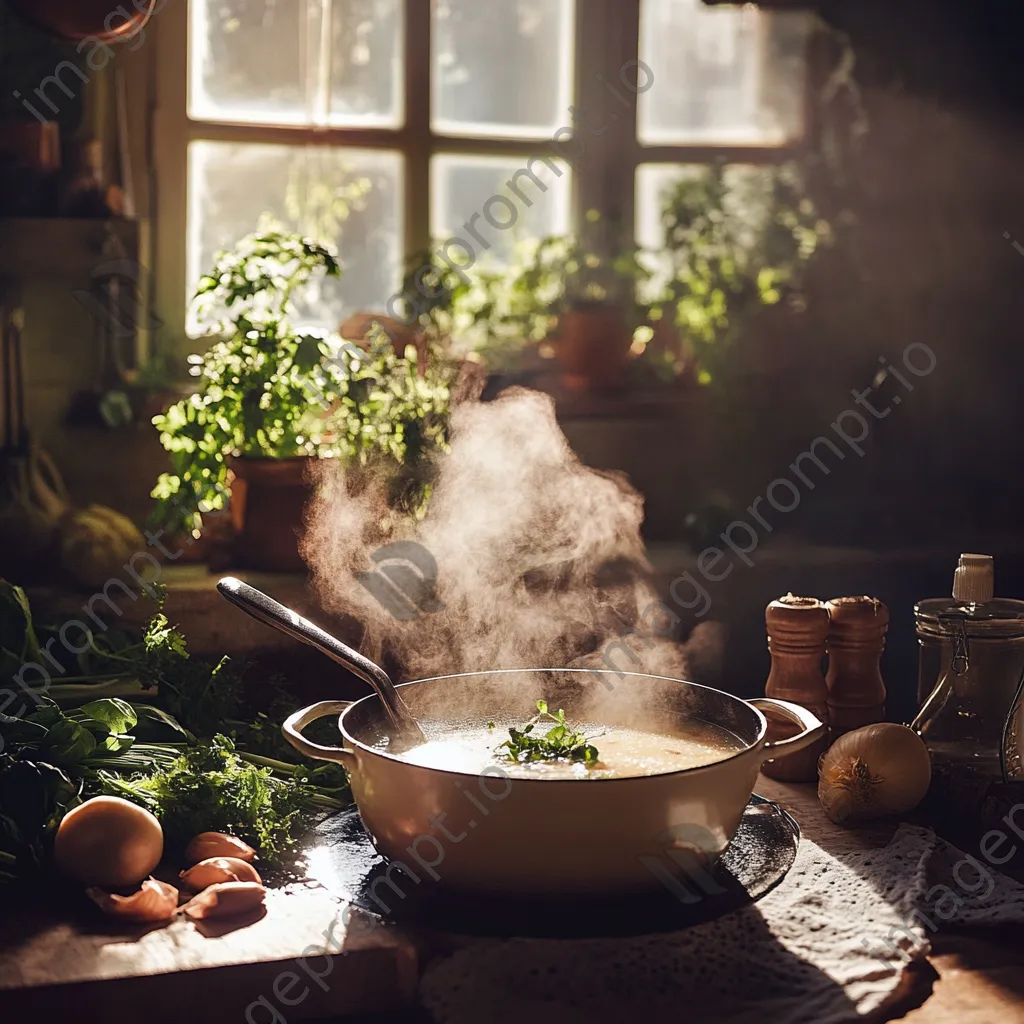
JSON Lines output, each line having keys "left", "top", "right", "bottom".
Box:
{"left": 100, "top": 735, "right": 344, "bottom": 865}
{"left": 0, "top": 582, "right": 350, "bottom": 881}
{"left": 498, "top": 700, "right": 601, "bottom": 766}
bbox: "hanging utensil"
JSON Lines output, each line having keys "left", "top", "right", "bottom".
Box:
{"left": 66, "top": 225, "right": 136, "bottom": 428}
{"left": 0, "top": 283, "right": 70, "bottom": 580}
{"left": 216, "top": 577, "right": 426, "bottom": 748}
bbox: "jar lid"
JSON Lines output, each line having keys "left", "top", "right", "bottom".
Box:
{"left": 915, "top": 597, "right": 1024, "bottom": 639}
{"left": 952, "top": 553, "right": 994, "bottom": 603}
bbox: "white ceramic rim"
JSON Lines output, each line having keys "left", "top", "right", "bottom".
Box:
{"left": 336, "top": 668, "right": 770, "bottom": 785}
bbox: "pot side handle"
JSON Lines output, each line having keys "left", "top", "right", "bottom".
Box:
{"left": 750, "top": 698, "right": 827, "bottom": 761}
{"left": 282, "top": 700, "right": 357, "bottom": 769}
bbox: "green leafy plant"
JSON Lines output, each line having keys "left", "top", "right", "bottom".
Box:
{"left": 498, "top": 700, "right": 601, "bottom": 765}
{"left": 150, "top": 231, "right": 342, "bottom": 535}
{"left": 150, "top": 231, "right": 454, "bottom": 536}
{"left": 335, "top": 328, "right": 454, "bottom": 517}
{"left": 0, "top": 582, "right": 349, "bottom": 879}
{"left": 498, "top": 232, "right": 651, "bottom": 334}
{"left": 100, "top": 735, "right": 343, "bottom": 865}
{"left": 0, "top": 696, "right": 184, "bottom": 879}
{"left": 0, "top": 758, "right": 80, "bottom": 882}
{"left": 404, "top": 211, "right": 654, "bottom": 372}
{"left": 650, "top": 162, "right": 831, "bottom": 384}
{"left": 0, "top": 580, "right": 243, "bottom": 739}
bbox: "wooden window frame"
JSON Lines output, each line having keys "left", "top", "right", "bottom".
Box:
{"left": 152, "top": 0, "right": 805, "bottom": 348}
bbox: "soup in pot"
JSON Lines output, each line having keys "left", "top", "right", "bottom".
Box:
{"left": 392, "top": 717, "right": 745, "bottom": 780}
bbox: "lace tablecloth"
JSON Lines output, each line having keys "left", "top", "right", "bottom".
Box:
{"left": 420, "top": 800, "right": 1024, "bottom": 1024}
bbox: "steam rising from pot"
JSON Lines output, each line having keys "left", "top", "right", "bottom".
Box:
{"left": 302, "top": 389, "right": 710, "bottom": 708}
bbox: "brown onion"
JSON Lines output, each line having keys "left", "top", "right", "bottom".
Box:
{"left": 184, "top": 832, "right": 256, "bottom": 865}
{"left": 818, "top": 723, "right": 931, "bottom": 825}
{"left": 55, "top": 796, "right": 163, "bottom": 888}
{"left": 180, "top": 857, "right": 262, "bottom": 890}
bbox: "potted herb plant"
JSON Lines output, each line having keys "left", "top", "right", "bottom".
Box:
{"left": 550, "top": 238, "right": 653, "bottom": 393}
{"left": 397, "top": 247, "right": 539, "bottom": 373}
{"left": 425, "top": 227, "right": 653, "bottom": 391}
{"left": 150, "top": 231, "right": 453, "bottom": 571}
{"left": 652, "top": 162, "right": 831, "bottom": 386}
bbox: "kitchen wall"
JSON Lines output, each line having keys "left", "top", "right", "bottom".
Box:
{"left": 0, "top": 7, "right": 160, "bottom": 525}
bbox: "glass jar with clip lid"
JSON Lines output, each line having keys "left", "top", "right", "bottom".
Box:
{"left": 912, "top": 553, "right": 1024, "bottom": 779}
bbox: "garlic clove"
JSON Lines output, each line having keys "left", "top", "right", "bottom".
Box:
{"left": 181, "top": 881, "right": 267, "bottom": 920}
{"left": 180, "top": 857, "right": 262, "bottom": 890}
{"left": 184, "top": 832, "right": 256, "bottom": 865}
{"left": 87, "top": 878, "right": 180, "bottom": 923}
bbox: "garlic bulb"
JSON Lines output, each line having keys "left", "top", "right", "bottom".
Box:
{"left": 818, "top": 723, "right": 931, "bottom": 825}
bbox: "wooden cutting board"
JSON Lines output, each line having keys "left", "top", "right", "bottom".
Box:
{"left": 0, "top": 879, "right": 418, "bottom": 1022}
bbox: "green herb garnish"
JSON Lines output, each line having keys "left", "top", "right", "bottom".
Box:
{"left": 100, "top": 735, "right": 344, "bottom": 866}
{"left": 498, "top": 701, "right": 601, "bottom": 766}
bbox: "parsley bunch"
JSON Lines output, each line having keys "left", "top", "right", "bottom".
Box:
{"left": 100, "top": 735, "right": 345, "bottom": 866}
{"left": 498, "top": 700, "right": 601, "bottom": 766}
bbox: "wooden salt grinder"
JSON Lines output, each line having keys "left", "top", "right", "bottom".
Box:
{"left": 762, "top": 594, "right": 830, "bottom": 782}
{"left": 825, "top": 596, "right": 889, "bottom": 739}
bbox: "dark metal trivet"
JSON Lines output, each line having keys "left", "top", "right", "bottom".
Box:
{"left": 306, "top": 795, "right": 799, "bottom": 939}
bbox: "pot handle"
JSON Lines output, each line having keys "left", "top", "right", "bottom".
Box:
{"left": 750, "top": 698, "right": 827, "bottom": 760}
{"left": 282, "top": 700, "right": 357, "bottom": 770}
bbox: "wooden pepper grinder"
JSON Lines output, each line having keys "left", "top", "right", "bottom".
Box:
{"left": 825, "top": 596, "right": 889, "bottom": 739}
{"left": 762, "top": 594, "right": 830, "bottom": 781}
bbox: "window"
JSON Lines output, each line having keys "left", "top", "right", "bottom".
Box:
{"left": 635, "top": 0, "right": 809, "bottom": 281}
{"left": 432, "top": 0, "right": 574, "bottom": 139}
{"left": 637, "top": 0, "right": 807, "bottom": 145}
{"left": 155, "top": 0, "right": 809, "bottom": 340}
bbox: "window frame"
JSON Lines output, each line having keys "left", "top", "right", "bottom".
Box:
{"left": 153, "top": 0, "right": 807, "bottom": 348}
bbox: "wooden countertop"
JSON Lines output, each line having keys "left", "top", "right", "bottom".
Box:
{"left": 0, "top": 879, "right": 419, "bottom": 1022}
{"left": 3, "top": 778, "right": 1024, "bottom": 1023}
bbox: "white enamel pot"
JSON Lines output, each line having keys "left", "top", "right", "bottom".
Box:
{"left": 283, "top": 669, "right": 824, "bottom": 895}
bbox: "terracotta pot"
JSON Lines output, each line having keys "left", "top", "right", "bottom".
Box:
{"left": 283, "top": 669, "right": 825, "bottom": 895}
{"left": 556, "top": 304, "right": 633, "bottom": 393}
{"left": 228, "top": 456, "right": 314, "bottom": 572}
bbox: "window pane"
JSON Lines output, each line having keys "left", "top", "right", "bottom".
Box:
{"left": 189, "top": 0, "right": 403, "bottom": 128}
{"left": 430, "top": 154, "right": 571, "bottom": 266}
{"left": 187, "top": 142, "right": 403, "bottom": 334}
{"left": 432, "top": 0, "right": 574, "bottom": 139}
{"left": 638, "top": 0, "right": 808, "bottom": 145}
{"left": 635, "top": 164, "right": 689, "bottom": 292}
